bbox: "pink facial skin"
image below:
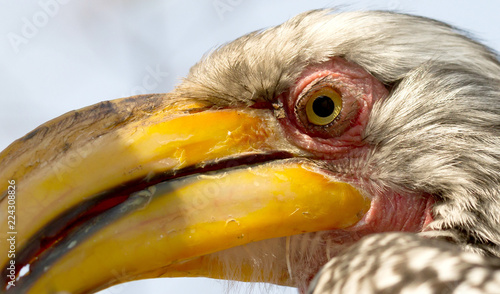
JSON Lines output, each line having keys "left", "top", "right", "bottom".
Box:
{"left": 278, "top": 57, "right": 389, "bottom": 160}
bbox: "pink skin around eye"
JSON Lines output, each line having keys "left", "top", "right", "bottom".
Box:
{"left": 277, "top": 57, "right": 389, "bottom": 159}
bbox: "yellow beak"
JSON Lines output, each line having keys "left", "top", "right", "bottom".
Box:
{"left": 0, "top": 94, "right": 370, "bottom": 293}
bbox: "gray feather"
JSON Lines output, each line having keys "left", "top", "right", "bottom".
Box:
{"left": 308, "top": 233, "right": 500, "bottom": 294}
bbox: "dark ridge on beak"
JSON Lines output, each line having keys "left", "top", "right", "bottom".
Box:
{"left": 2, "top": 151, "right": 293, "bottom": 292}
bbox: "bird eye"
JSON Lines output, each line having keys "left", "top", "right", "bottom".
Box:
{"left": 292, "top": 73, "right": 359, "bottom": 139}
{"left": 305, "top": 88, "right": 342, "bottom": 125}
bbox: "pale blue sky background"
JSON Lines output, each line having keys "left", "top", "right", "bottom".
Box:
{"left": 1, "top": 0, "right": 499, "bottom": 293}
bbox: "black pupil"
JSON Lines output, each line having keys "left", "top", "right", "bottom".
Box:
{"left": 312, "top": 96, "right": 335, "bottom": 117}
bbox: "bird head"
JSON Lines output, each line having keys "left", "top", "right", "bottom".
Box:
{"left": 1, "top": 10, "right": 499, "bottom": 294}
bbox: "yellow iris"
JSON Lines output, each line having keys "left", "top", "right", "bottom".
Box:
{"left": 305, "top": 87, "right": 343, "bottom": 125}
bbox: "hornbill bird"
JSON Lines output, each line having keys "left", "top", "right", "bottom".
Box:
{"left": 1, "top": 9, "right": 500, "bottom": 294}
